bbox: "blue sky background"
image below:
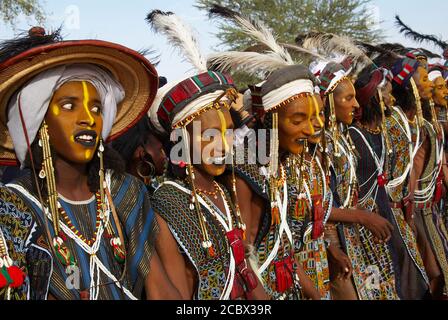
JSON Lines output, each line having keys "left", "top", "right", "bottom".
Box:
{"left": 0, "top": 0, "right": 447, "bottom": 81}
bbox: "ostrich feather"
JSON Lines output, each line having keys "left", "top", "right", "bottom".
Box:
{"left": 395, "top": 15, "right": 448, "bottom": 50}
{"left": 301, "top": 32, "right": 370, "bottom": 65}
{"left": 207, "top": 51, "right": 288, "bottom": 76}
{"left": 146, "top": 10, "right": 207, "bottom": 72}
{"left": 208, "top": 4, "right": 293, "bottom": 65}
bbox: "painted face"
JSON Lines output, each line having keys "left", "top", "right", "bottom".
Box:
{"left": 277, "top": 95, "right": 314, "bottom": 155}
{"left": 414, "top": 66, "right": 434, "bottom": 101}
{"left": 308, "top": 94, "right": 325, "bottom": 145}
{"left": 188, "top": 107, "right": 234, "bottom": 177}
{"left": 380, "top": 81, "right": 396, "bottom": 108}
{"left": 333, "top": 78, "right": 360, "bottom": 125}
{"left": 432, "top": 77, "right": 448, "bottom": 107}
{"left": 45, "top": 81, "right": 103, "bottom": 164}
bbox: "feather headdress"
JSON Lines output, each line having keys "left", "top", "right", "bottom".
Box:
{"left": 0, "top": 27, "right": 62, "bottom": 64}
{"left": 297, "top": 32, "right": 374, "bottom": 78}
{"left": 301, "top": 32, "right": 369, "bottom": 65}
{"left": 146, "top": 10, "right": 207, "bottom": 72}
{"left": 395, "top": 15, "right": 448, "bottom": 51}
{"left": 207, "top": 4, "right": 323, "bottom": 77}
{"left": 208, "top": 4, "right": 293, "bottom": 65}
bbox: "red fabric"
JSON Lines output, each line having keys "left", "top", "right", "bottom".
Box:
{"left": 356, "top": 69, "right": 383, "bottom": 106}
{"left": 274, "top": 255, "right": 294, "bottom": 293}
{"left": 377, "top": 173, "right": 388, "bottom": 187}
{"left": 312, "top": 194, "right": 324, "bottom": 240}
{"left": 7, "top": 266, "right": 25, "bottom": 288}
{"left": 0, "top": 271, "right": 7, "bottom": 288}
{"left": 198, "top": 73, "right": 215, "bottom": 87}
{"left": 434, "top": 170, "right": 444, "bottom": 203}
{"left": 226, "top": 229, "right": 245, "bottom": 265}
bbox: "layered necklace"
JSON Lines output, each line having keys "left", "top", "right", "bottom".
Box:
{"left": 385, "top": 106, "right": 415, "bottom": 192}
{"left": 414, "top": 120, "right": 445, "bottom": 204}
{"left": 8, "top": 123, "right": 133, "bottom": 300}
{"left": 326, "top": 129, "right": 358, "bottom": 209}
{"left": 349, "top": 125, "right": 388, "bottom": 210}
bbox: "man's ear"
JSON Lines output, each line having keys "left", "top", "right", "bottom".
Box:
{"left": 133, "top": 145, "right": 146, "bottom": 161}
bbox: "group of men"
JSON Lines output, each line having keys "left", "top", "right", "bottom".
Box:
{"left": 0, "top": 6, "right": 447, "bottom": 300}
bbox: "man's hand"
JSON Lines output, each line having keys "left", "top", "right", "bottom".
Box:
{"left": 327, "top": 245, "right": 352, "bottom": 281}
{"left": 358, "top": 211, "right": 394, "bottom": 242}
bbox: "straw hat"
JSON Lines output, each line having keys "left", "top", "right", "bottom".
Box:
{"left": 0, "top": 29, "right": 158, "bottom": 165}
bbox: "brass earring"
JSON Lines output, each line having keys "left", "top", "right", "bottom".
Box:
{"left": 136, "top": 156, "right": 156, "bottom": 185}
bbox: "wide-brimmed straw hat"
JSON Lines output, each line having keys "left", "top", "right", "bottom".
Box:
{"left": 0, "top": 29, "right": 158, "bottom": 165}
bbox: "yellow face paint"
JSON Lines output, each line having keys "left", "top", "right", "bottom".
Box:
{"left": 85, "top": 149, "right": 91, "bottom": 160}
{"left": 312, "top": 95, "right": 324, "bottom": 128}
{"left": 51, "top": 104, "right": 60, "bottom": 116}
{"left": 217, "top": 109, "right": 229, "bottom": 153}
{"left": 306, "top": 95, "right": 315, "bottom": 135}
{"left": 82, "top": 81, "right": 95, "bottom": 126}
{"left": 70, "top": 135, "right": 75, "bottom": 143}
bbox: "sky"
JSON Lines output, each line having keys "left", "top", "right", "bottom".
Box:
{"left": 0, "top": 0, "right": 447, "bottom": 81}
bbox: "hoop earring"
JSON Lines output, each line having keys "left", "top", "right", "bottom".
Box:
{"left": 136, "top": 157, "right": 156, "bottom": 185}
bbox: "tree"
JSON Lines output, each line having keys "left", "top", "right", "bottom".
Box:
{"left": 196, "top": 0, "right": 383, "bottom": 88}
{"left": 0, "top": 0, "right": 45, "bottom": 27}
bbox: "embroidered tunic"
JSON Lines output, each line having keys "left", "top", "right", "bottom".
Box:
{"left": 413, "top": 120, "right": 448, "bottom": 295}
{"left": 4, "top": 172, "right": 157, "bottom": 300}
{"left": 151, "top": 179, "right": 238, "bottom": 300}
{"left": 326, "top": 131, "right": 399, "bottom": 300}
{"left": 350, "top": 124, "right": 429, "bottom": 300}
{"left": 0, "top": 186, "right": 40, "bottom": 300}
{"left": 288, "top": 156, "right": 332, "bottom": 300}
{"left": 235, "top": 163, "right": 301, "bottom": 300}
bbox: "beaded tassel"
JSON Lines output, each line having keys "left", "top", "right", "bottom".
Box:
{"left": 378, "top": 89, "right": 393, "bottom": 155}
{"left": 39, "top": 123, "right": 75, "bottom": 267}
{"left": 328, "top": 93, "right": 340, "bottom": 157}
{"left": 181, "top": 127, "right": 214, "bottom": 258}
{"left": 429, "top": 99, "right": 442, "bottom": 136}
{"left": 409, "top": 78, "right": 424, "bottom": 128}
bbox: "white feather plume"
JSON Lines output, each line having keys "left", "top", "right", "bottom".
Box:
{"left": 147, "top": 10, "right": 207, "bottom": 72}
{"left": 207, "top": 51, "right": 291, "bottom": 76}
{"left": 209, "top": 5, "right": 293, "bottom": 65}
{"left": 302, "top": 33, "right": 371, "bottom": 65}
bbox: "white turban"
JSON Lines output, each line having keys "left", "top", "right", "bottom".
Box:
{"left": 7, "top": 64, "right": 125, "bottom": 167}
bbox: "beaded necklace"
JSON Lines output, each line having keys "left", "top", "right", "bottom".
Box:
{"left": 414, "top": 121, "right": 445, "bottom": 204}
{"left": 349, "top": 126, "right": 388, "bottom": 210}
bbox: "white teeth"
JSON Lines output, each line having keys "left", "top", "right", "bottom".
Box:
{"left": 76, "top": 135, "right": 94, "bottom": 141}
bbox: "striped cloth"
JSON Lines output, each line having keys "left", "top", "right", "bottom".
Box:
{"left": 7, "top": 172, "right": 157, "bottom": 300}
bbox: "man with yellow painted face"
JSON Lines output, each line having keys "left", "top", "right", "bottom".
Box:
{"left": 308, "top": 60, "right": 401, "bottom": 300}
{"left": 0, "top": 28, "right": 181, "bottom": 300}
{"left": 353, "top": 63, "right": 431, "bottom": 300}
{"left": 369, "top": 54, "right": 447, "bottom": 299}
{"left": 147, "top": 10, "right": 267, "bottom": 300}
{"left": 401, "top": 57, "right": 448, "bottom": 299}
{"left": 224, "top": 65, "right": 327, "bottom": 300}
{"left": 428, "top": 65, "right": 448, "bottom": 230}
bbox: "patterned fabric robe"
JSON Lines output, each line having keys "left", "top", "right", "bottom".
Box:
{"left": 3, "top": 172, "right": 157, "bottom": 300}
{"left": 350, "top": 123, "right": 429, "bottom": 300}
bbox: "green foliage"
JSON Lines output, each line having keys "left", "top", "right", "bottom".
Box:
{"left": 196, "top": 0, "right": 383, "bottom": 87}
{"left": 0, "top": 0, "right": 46, "bottom": 27}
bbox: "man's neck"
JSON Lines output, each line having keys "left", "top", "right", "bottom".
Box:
{"left": 55, "top": 158, "right": 91, "bottom": 201}
{"left": 191, "top": 166, "right": 215, "bottom": 192}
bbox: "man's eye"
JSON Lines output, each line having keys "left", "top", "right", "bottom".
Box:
{"left": 61, "top": 103, "right": 73, "bottom": 110}
{"left": 91, "top": 105, "right": 101, "bottom": 113}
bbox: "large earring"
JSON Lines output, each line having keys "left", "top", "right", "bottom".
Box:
{"left": 328, "top": 93, "right": 340, "bottom": 157}
{"left": 136, "top": 155, "right": 156, "bottom": 185}
{"left": 39, "top": 122, "right": 75, "bottom": 267}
